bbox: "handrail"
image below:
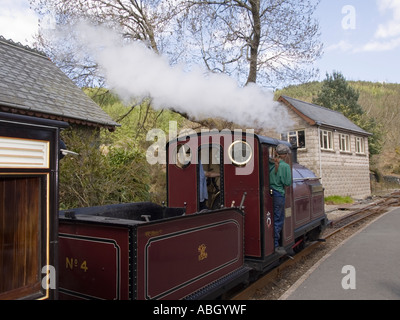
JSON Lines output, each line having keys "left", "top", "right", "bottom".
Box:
{"left": 293, "top": 177, "right": 321, "bottom": 181}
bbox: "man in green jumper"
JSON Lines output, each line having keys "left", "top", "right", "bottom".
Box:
{"left": 269, "top": 144, "right": 292, "bottom": 255}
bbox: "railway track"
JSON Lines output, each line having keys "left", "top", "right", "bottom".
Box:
{"left": 326, "top": 191, "right": 400, "bottom": 234}
{"left": 231, "top": 190, "right": 400, "bottom": 300}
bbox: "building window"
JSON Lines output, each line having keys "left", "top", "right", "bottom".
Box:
{"left": 320, "top": 129, "right": 333, "bottom": 150}
{"left": 355, "top": 136, "right": 365, "bottom": 154}
{"left": 339, "top": 134, "right": 350, "bottom": 152}
{"left": 281, "top": 130, "right": 305, "bottom": 148}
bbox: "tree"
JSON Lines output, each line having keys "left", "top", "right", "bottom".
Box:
{"left": 313, "top": 71, "right": 382, "bottom": 156}
{"left": 59, "top": 128, "right": 151, "bottom": 209}
{"left": 313, "top": 71, "right": 363, "bottom": 120}
{"left": 31, "top": 0, "right": 185, "bottom": 87}
{"left": 182, "top": 0, "right": 322, "bottom": 87}
{"left": 31, "top": 0, "right": 322, "bottom": 89}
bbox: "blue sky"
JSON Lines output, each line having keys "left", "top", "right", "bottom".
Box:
{"left": 315, "top": 0, "right": 400, "bottom": 83}
{"left": 1, "top": 0, "right": 399, "bottom": 85}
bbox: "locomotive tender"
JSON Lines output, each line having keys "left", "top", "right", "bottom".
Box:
{"left": 58, "top": 130, "right": 327, "bottom": 300}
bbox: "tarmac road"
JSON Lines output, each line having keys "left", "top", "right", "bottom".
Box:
{"left": 282, "top": 207, "right": 400, "bottom": 300}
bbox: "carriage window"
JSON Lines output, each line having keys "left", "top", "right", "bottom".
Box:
{"left": 174, "top": 144, "right": 192, "bottom": 169}
{"left": 228, "top": 140, "right": 252, "bottom": 166}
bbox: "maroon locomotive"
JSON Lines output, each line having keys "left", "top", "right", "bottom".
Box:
{"left": 58, "top": 130, "right": 327, "bottom": 299}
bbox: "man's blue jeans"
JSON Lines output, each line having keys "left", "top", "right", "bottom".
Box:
{"left": 272, "top": 189, "right": 285, "bottom": 247}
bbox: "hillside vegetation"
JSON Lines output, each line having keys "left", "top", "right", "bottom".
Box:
{"left": 59, "top": 88, "right": 188, "bottom": 208}
{"left": 275, "top": 81, "right": 400, "bottom": 177}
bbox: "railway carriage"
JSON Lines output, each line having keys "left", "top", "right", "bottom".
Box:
{"left": 0, "top": 112, "right": 67, "bottom": 300}
{"left": 58, "top": 130, "right": 327, "bottom": 299}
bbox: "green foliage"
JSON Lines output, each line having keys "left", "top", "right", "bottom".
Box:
{"left": 85, "top": 88, "right": 185, "bottom": 150}
{"left": 313, "top": 72, "right": 382, "bottom": 156}
{"left": 313, "top": 72, "right": 364, "bottom": 119}
{"left": 59, "top": 128, "right": 151, "bottom": 210}
{"left": 59, "top": 88, "right": 188, "bottom": 209}
{"left": 324, "top": 195, "right": 353, "bottom": 205}
{"left": 274, "top": 81, "right": 322, "bottom": 102}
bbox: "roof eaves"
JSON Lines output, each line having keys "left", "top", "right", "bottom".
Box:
{"left": 315, "top": 121, "right": 372, "bottom": 136}
{"left": 0, "top": 103, "right": 120, "bottom": 132}
{"left": 0, "top": 36, "right": 48, "bottom": 59}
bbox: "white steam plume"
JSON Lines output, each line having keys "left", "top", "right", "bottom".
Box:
{"left": 74, "top": 22, "right": 292, "bottom": 130}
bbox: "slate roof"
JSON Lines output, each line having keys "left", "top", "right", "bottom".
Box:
{"left": 278, "top": 95, "right": 371, "bottom": 136}
{"left": 0, "top": 36, "right": 119, "bottom": 131}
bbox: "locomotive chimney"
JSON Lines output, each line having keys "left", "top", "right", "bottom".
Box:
{"left": 292, "top": 146, "right": 298, "bottom": 163}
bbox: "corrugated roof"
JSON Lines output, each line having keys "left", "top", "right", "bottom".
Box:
{"left": 278, "top": 95, "right": 371, "bottom": 136}
{"left": 0, "top": 36, "right": 119, "bottom": 130}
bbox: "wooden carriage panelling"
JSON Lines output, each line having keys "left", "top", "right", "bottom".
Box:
{"left": 0, "top": 112, "right": 67, "bottom": 300}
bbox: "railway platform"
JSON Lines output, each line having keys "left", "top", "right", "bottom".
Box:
{"left": 281, "top": 207, "right": 400, "bottom": 300}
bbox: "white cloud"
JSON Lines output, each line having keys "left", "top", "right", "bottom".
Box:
{"left": 327, "top": 36, "right": 400, "bottom": 54}
{"left": 375, "top": 0, "right": 400, "bottom": 39}
{"left": 0, "top": 0, "right": 39, "bottom": 45}
{"left": 326, "top": 40, "right": 354, "bottom": 53}
{"left": 359, "top": 36, "right": 400, "bottom": 52}
{"left": 375, "top": 20, "right": 400, "bottom": 38}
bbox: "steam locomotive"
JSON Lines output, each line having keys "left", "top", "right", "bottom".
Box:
{"left": 57, "top": 130, "right": 327, "bottom": 300}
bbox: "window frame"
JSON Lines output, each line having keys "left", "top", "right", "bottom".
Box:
{"left": 339, "top": 133, "right": 350, "bottom": 152}
{"left": 355, "top": 136, "right": 365, "bottom": 154}
{"left": 320, "top": 129, "right": 333, "bottom": 151}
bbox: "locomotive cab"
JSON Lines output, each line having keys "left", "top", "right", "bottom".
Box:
{"left": 167, "top": 132, "right": 291, "bottom": 258}
{"left": 167, "top": 130, "right": 327, "bottom": 272}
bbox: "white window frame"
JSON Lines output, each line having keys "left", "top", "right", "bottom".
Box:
{"left": 320, "top": 129, "right": 333, "bottom": 150}
{"left": 339, "top": 134, "right": 350, "bottom": 152}
{"left": 355, "top": 136, "right": 365, "bottom": 154}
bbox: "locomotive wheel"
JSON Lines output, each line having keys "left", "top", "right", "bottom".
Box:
{"left": 307, "top": 227, "right": 322, "bottom": 242}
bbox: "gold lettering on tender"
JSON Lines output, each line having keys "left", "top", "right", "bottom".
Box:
{"left": 198, "top": 244, "right": 208, "bottom": 261}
